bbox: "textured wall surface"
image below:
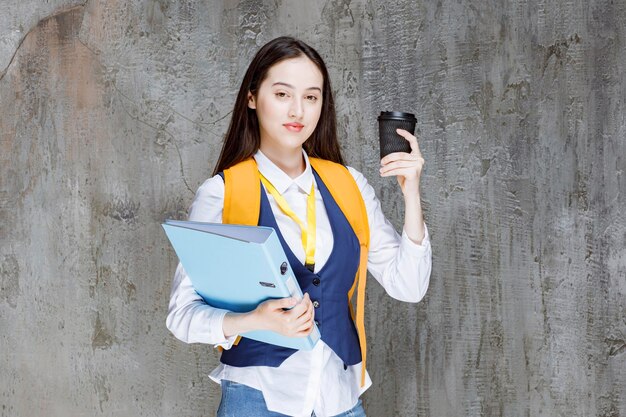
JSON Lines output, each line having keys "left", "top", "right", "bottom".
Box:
{"left": 1, "top": 0, "right": 624, "bottom": 416}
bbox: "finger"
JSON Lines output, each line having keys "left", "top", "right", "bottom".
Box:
{"left": 380, "top": 161, "right": 423, "bottom": 176}
{"left": 395, "top": 128, "right": 416, "bottom": 139}
{"left": 295, "top": 321, "right": 313, "bottom": 334}
{"left": 381, "top": 152, "right": 420, "bottom": 166}
{"left": 297, "top": 299, "right": 314, "bottom": 323}
{"left": 380, "top": 159, "right": 421, "bottom": 171}
{"left": 294, "top": 292, "right": 312, "bottom": 313}
{"left": 293, "top": 301, "right": 310, "bottom": 319}
{"left": 394, "top": 128, "right": 421, "bottom": 155}
{"left": 293, "top": 327, "right": 313, "bottom": 337}
{"left": 294, "top": 312, "right": 313, "bottom": 330}
{"left": 286, "top": 298, "right": 308, "bottom": 317}
{"left": 380, "top": 167, "right": 421, "bottom": 178}
{"left": 268, "top": 297, "right": 297, "bottom": 310}
{"left": 295, "top": 312, "right": 314, "bottom": 332}
{"left": 395, "top": 128, "right": 419, "bottom": 145}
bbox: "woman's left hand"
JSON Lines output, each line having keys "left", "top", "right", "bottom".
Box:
{"left": 379, "top": 128, "right": 425, "bottom": 195}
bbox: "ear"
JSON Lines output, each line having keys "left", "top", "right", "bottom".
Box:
{"left": 247, "top": 92, "right": 256, "bottom": 109}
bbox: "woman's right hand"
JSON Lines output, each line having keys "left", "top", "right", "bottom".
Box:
{"left": 223, "top": 293, "right": 315, "bottom": 339}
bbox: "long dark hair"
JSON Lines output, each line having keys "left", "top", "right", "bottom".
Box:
{"left": 212, "top": 36, "right": 344, "bottom": 175}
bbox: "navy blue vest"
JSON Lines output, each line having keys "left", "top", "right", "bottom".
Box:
{"left": 220, "top": 169, "right": 363, "bottom": 367}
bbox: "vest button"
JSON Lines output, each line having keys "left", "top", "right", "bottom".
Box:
{"left": 312, "top": 278, "right": 321, "bottom": 286}
{"left": 312, "top": 300, "right": 320, "bottom": 308}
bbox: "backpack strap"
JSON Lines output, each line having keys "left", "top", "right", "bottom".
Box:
{"left": 309, "top": 157, "right": 370, "bottom": 387}
{"left": 221, "top": 159, "right": 261, "bottom": 349}
{"left": 223, "top": 158, "right": 261, "bottom": 225}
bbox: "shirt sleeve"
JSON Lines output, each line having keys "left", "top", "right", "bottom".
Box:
{"left": 165, "top": 175, "right": 237, "bottom": 348}
{"left": 347, "top": 166, "right": 432, "bottom": 303}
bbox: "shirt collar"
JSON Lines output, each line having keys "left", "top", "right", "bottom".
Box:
{"left": 253, "top": 149, "right": 314, "bottom": 195}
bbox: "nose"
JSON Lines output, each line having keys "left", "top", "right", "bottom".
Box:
{"left": 289, "top": 98, "right": 304, "bottom": 119}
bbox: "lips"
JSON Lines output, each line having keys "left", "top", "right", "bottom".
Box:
{"left": 284, "top": 123, "right": 304, "bottom": 132}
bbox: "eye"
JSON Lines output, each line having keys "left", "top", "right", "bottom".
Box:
{"left": 306, "top": 95, "right": 319, "bottom": 102}
{"left": 275, "top": 92, "right": 288, "bottom": 98}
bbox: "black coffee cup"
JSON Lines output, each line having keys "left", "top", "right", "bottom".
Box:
{"left": 378, "top": 111, "right": 417, "bottom": 159}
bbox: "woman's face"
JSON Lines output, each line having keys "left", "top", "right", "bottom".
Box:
{"left": 248, "top": 56, "right": 324, "bottom": 155}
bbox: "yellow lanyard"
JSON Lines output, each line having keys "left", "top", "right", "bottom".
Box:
{"left": 260, "top": 173, "right": 317, "bottom": 271}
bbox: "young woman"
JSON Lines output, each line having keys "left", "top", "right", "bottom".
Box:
{"left": 166, "top": 36, "right": 432, "bottom": 417}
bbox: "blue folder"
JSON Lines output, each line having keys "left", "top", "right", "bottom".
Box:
{"left": 162, "top": 219, "right": 320, "bottom": 350}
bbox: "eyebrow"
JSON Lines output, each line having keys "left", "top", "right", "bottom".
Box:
{"left": 271, "top": 82, "right": 322, "bottom": 93}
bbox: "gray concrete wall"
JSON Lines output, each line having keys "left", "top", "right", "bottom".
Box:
{"left": 0, "top": 0, "right": 624, "bottom": 416}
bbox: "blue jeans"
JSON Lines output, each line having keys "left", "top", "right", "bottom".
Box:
{"left": 216, "top": 380, "right": 367, "bottom": 417}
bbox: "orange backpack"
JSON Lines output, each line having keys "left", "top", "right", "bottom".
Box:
{"left": 223, "top": 157, "right": 371, "bottom": 386}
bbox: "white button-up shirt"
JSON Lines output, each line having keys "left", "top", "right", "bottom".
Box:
{"left": 166, "top": 149, "right": 432, "bottom": 417}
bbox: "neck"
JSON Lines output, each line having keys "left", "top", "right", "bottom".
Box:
{"left": 260, "top": 145, "right": 305, "bottom": 178}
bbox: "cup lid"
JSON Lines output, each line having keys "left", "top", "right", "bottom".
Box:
{"left": 378, "top": 111, "right": 416, "bottom": 121}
